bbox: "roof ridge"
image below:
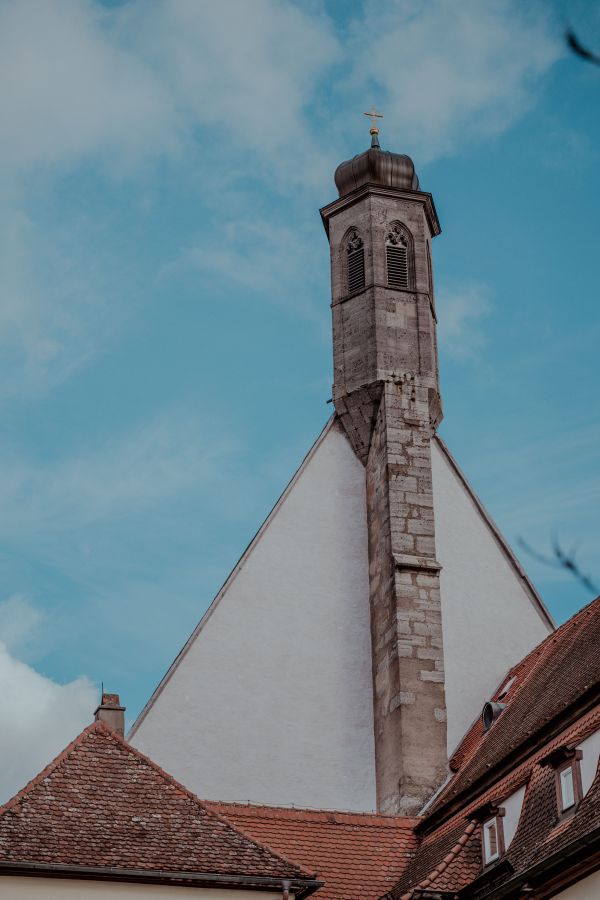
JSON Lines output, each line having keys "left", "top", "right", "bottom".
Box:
{"left": 0, "top": 721, "right": 102, "bottom": 815}
{"left": 1, "top": 722, "right": 314, "bottom": 880}
{"left": 508, "top": 594, "right": 600, "bottom": 679}
{"left": 89, "top": 725, "right": 316, "bottom": 879}
{"left": 206, "top": 800, "right": 420, "bottom": 826}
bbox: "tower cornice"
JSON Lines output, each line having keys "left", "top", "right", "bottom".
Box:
{"left": 320, "top": 183, "right": 441, "bottom": 240}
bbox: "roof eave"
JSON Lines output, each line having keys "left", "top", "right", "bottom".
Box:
{"left": 0, "top": 861, "right": 323, "bottom": 898}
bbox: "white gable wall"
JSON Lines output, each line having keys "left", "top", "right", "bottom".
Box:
{"left": 132, "top": 421, "right": 553, "bottom": 812}
{"left": 131, "top": 419, "right": 377, "bottom": 812}
{"left": 431, "top": 438, "right": 553, "bottom": 755}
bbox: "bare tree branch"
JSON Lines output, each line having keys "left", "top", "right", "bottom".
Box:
{"left": 565, "top": 28, "right": 600, "bottom": 65}
{"left": 518, "top": 536, "right": 599, "bottom": 597}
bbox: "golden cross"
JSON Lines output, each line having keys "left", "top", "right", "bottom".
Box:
{"left": 364, "top": 105, "right": 383, "bottom": 134}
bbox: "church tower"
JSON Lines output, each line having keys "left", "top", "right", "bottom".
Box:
{"left": 320, "top": 116, "right": 446, "bottom": 814}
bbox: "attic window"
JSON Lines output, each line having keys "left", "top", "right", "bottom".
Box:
{"left": 540, "top": 746, "right": 583, "bottom": 816}
{"left": 482, "top": 816, "right": 504, "bottom": 865}
{"left": 557, "top": 755, "right": 583, "bottom": 814}
{"left": 346, "top": 230, "right": 365, "bottom": 295}
{"left": 386, "top": 224, "right": 410, "bottom": 289}
{"left": 560, "top": 766, "right": 576, "bottom": 810}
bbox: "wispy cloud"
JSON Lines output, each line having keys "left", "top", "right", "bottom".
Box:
{"left": 345, "top": 0, "right": 561, "bottom": 162}
{"left": 0, "top": 0, "right": 563, "bottom": 400}
{"left": 0, "top": 410, "right": 239, "bottom": 538}
{"left": 437, "top": 282, "right": 492, "bottom": 361}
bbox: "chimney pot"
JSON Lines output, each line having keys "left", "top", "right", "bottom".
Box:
{"left": 94, "top": 692, "right": 126, "bottom": 737}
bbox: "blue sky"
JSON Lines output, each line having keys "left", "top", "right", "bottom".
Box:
{"left": 0, "top": 0, "right": 599, "bottom": 800}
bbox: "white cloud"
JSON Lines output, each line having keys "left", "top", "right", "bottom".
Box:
{"left": 437, "top": 282, "right": 492, "bottom": 360}
{"left": 0, "top": 0, "right": 563, "bottom": 400}
{"left": 0, "top": 0, "right": 178, "bottom": 174}
{"left": 0, "top": 641, "right": 97, "bottom": 804}
{"left": 345, "top": 0, "right": 561, "bottom": 162}
{"left": 0, "top": 595, "right": 97, "bottom": 804}
{"left": 0, "top": 0, "right": 562, "bottom": 179}
{"left": 0, "top": 0, "right": 338, "bottom": 182}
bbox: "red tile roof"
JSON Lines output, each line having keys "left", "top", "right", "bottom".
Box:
{"left": 207, "top": 801, "right": 420, "bottom": 900}
{"left": 0, "top": 722, "right": 314, "bottom": 886}
{"left": 388, "top": 658, "right": 600, "bottom": 898}
{"left": 434, "top": 594, "right": 600, "bottom": 816}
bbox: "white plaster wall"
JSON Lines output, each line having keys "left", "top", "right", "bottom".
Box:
{"left": 578, "top": 727, "right": 600, "bottom": 795}
{"left": 132, "top": 421, "right": 376, "bottom": 811}
{"left": 431, "top": 439, "right": 552, "bottom": 755}
{"left": 554, "top": 869, "right": 600, "bottom": 898}
{"left": 0, "top": 879, "right": 283, "bottom": 900}
{"left": 502, "top": 784, "right": 526, "bottom": 849}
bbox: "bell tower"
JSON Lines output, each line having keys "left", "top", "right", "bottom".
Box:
{"left": 320, "top": 116, "right": 447, "bottom": 814}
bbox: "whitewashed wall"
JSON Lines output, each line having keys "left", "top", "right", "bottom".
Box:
{"left": 554, "top": 869, "right": 600, "bottom": 898}
{"left": 0, "top": 879, "right": 285, "bottom": 900}
{"left": 132, "top": 422, "right": 553, "bottom": 812}
{"left": 431, "top": 438, "right": 553, "bottom": 754}
{"left": 132, "top": 420, "right": 377, "bottom": 811}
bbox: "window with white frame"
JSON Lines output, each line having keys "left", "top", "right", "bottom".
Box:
{"left": 559, "top": 765, "right": 576, "bottom": 811}
{"left": 541, "top": 746, "right": 584, "bottom": 817}
{"left": 483, "top": 817, "right": 501, "bottom": 865}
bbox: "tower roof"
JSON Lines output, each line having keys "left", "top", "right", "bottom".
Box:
{"left": 334, "top": 133, "right": 419, "bottom": 198}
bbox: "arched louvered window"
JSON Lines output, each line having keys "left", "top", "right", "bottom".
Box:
{"left": 386, "top": 223, "right": 411, "bottom": 289}
{"left": 346, "top": 229, "right": 365, "bottom": 295}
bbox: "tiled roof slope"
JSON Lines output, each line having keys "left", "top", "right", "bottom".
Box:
{"left": 432, "top": 594, "right": 600, "bottom": 816}
{"left": 207, "top": 801, "right": 419, "bottom": 900}
{"left": 0, "top": 722, "right": 313, "bottom": 883}
{"left": 389, "top": 704, "right": 600, "bottom": 898}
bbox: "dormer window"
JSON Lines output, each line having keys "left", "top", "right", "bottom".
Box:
{"left": 473, "top": 801, "right": 506, "bottom": 867}
{"left": 540, "top": 746, "right": 583, "bottom": 817}
{"left": 483, "top": 816, "right": 502, "bottom": 866}
{"left": 346, "top": 230, "right": 365, "bottom": 295}
{"left": 559, "top": 765, "right": 576, "bottom": 810}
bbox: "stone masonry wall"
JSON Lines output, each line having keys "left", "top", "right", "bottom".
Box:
{"left": 322, "top": 182, "right": 448, "bottom": 814}
{"left": 366, "top": 378, "right": 447, "bottom": 814}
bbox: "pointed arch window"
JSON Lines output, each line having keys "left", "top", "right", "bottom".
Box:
{"left": 346, "top": 229, "right": 365, "bottom": 295}
{"left": 386, "top": 223, "right": 412, "bottom": 289}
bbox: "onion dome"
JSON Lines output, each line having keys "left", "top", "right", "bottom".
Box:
{"left": 334, "top": 131, "right": 419, "bottom": 198}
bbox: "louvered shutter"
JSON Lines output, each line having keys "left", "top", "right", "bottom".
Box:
{"left": 386, "top": 244, "right": 409, "bottom": 288}
{"left": 348, "top": 247, "right": 365, "bottom": 294}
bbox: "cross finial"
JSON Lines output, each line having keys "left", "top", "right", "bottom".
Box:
{"left": 364, "top": 105, "right": 383, "bottom": 135}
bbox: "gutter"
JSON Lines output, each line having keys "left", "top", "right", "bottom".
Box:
{"left": 0, "top": 861, "right": 323, "bottom": 898}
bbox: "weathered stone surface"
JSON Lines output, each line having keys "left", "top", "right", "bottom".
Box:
{"left": 321, "top": 178, "right": 447, "bottom": 815}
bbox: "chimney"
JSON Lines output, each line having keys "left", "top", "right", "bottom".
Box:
{"left": 94, "top": 693, "right": 125, "bottom": 737}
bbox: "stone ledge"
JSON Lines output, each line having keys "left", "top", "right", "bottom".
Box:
{"left": 394, "top": 553, "right": 442, "bottom": 572}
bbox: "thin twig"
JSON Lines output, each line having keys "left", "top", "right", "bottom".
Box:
{"left": 518, "top": 537, "right": 599, "bottom": 597}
